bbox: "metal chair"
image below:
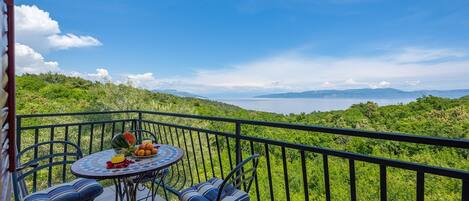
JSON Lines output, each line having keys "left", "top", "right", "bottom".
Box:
{"left": 216, "top": 154, "right": 260, "bottom": 201}
{"left": 179, "top": 154, "right": 260, "bottom": 201}
{"left": 12, "top": 141, "right": 103, "bottom": 201}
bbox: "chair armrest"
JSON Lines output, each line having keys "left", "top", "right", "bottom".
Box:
{"left": 16, "top": 162, "right": 39, "bottom": 171}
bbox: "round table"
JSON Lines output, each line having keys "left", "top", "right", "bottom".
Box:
{"left": 71, "top": 144, "right": 183, "bottom": 201}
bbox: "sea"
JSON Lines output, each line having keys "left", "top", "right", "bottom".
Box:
{"left": 215, "top": 98, "right": 416, "bottom": 114}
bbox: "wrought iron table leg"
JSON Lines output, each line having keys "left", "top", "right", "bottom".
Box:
{"left": 112, "top": 177, "right": 138, "bottom": 201}
{"left": 112, "top": 170, "right": 166, "bottom": 201}
{"left": 113, "top": 178, "right": 126, "bottom": 201}
{"left": 147, "top": 178, "right": 155, "bottom": 201}
{"left": 150, "top": 172, "right": 168, "bottom": 201}
{"left": 161, "top": 179, "right": 169, "bottom": 201}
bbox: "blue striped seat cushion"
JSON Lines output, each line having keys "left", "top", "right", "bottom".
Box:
{"left": 179, "top": 178, "right": 249, "bottom": 201}
{"left": 23, "top": 178, "right": 103, "bottom": 201}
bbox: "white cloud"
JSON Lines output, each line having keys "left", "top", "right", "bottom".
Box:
{"left": 378, "top": 81, "right": 390, "bottom": 87}
{"left": 405, "top": 80, "right": 421, "bottom": 86}
{"left": 390, "top": 48, "right": 467, "bottom": 63}
{"left": 15, "top": 4, "right": 101, "bottom": 52}
{"left": 40, "top": 46, "right": 466, "bottom": 94}
{"left": 15, "top": 43, "right": 60, "bottom": 74}
{"left": 369, "top": 81, "right": 391, "bottom": 89}
{"left": 321, "top": 81, "right": 335, "bottom": 87}
{"left": 15, "top": 5, "right": 59, "bottom": 36}
{"left": 87, "top": 68, "right": 112, "bottom": 81}
{"left": 125, "top": 73, "right": 160, "bottom": 89}
{"left": 48, "top": 34, "right": 102, "bottom": 50}
{"left": 160, "top": 47, "right": 469, "bottom": 94}
{"left": 17, "top": 46, "right": 464, "bottom": 95}
{"left": 14, "top": 5, "right": 102, "bottom": 76}
{"left": 344, "top": 78, "right": 359, "bottom": 85}
{"left": 64, "top": 68, "right": 112, "bottom": 83}
{"left": 67, "top": 71, "right": 83, "bottom": 78}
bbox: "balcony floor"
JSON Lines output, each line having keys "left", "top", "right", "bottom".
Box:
{"left": 96, "top": 185, "right": 165, "bottom": 201}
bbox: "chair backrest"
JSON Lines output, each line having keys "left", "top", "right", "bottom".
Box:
{"left": 12, "top": 141, "right": 83, "bottom": 201}
{"left": 129, "top": 129, "right": 158, "bottom": 144}
{"left": 216, "top": 154, "right": 260, "bottom": 201}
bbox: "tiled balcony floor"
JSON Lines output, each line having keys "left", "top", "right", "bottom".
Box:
{"left": 96, "top": 185, "right": 165, "bottom": 201}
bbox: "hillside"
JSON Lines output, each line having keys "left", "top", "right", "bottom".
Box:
{"left": 16, "top": 73, "right": 469, "bottom": 140}
{"left": 16, "top": 73, "right": 469, "bottom": 200}
{"left": 152, "top": 89, "right": 206, "bottom": 99}
{"left": 16, "top": 73, "right": 257, "bottom": 117}
{"left": 17, "top": 74, "right": 469, "bottom": 138}
{"left": 256, "top": 88, "right": 469, "bottom": 99}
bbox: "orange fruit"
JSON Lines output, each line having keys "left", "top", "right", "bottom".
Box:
{"left": 145, "top": 150, "right": 151, "bottom": 156}
{"left": 139, "top": 144, "right": 145, "bottom": 149}
{"left": 134, "top": 149, "right": 139, "bottom": 155}
{"left": 151, "top": 148, "right": 157, "bottom": 155}
{"left": 145, "top": 143, "right": 153, "bottom": 150}
{"left": 137, "top": 149, "right": 145, "bottom": 156}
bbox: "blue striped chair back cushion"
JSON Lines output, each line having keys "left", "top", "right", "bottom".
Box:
{"left": 22, "top": 178, "right": 103, "bottom": 201}
{"left": 179, "top": 178, "right": 249, "bottom": 201}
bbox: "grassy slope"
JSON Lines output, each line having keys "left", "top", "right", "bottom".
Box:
{"left": 18, "top": 74, "right": 469, "bottom": 136}
{"left": 17, "top": 73, "right": 469, "bottom": 200}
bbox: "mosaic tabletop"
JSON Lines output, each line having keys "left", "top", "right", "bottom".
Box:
{"left": 71, "top": 144, "right": 183, "bottom": 179}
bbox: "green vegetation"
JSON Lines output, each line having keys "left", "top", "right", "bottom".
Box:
{"left": 17, "top": 73, "right": 469, "bottom": 200}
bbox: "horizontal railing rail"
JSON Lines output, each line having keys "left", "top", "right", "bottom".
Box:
{"left": 15, "top": 110, "right": 469, "bottom": 201}
{"left": 16, "top": 110, "right": 140, "bottom": 118}
{"left": 19, "top": 119, "right": 138, "bottom": 130}
{"left": 18, "top": 110, "right": 469, "bottom": 148}
{"left": 141, "top": 110, "right": 469, "bottom": 149}
{"left": 140, "top": 118, "right": 469, "bottom": 179}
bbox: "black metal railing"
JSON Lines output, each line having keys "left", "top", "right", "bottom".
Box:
{"left": 15, "top": 110, "right": 469, "bottom": 201}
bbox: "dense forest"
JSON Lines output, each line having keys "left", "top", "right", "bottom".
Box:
{"left": 17, "top": 73, "right": 469, "bottom": 201}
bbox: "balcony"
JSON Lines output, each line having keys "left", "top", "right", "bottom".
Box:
{"left": 12, "top": 110, "right": 469, "bottom": 201}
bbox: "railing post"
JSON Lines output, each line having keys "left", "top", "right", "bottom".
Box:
{"left": 138, "top": 111, "right": 143, "bottom": 140}
{"left": 235, "top": 122, "right": 242, "bottom": 188}
{"left": 463, "top": 180, "right": 469, "bottom": 201}
{"left": 235, "top": 122, "right": 241, "bottom": 165}
{"left": 16, "top": 116, "right": 21, "bottom": 151}
{"left": 138, "top": 111, "right": 143, "bottom": 129}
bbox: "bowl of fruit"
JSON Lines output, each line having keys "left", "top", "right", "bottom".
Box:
{"left": 133, "top": 142, "right": 159, "bottom": 158}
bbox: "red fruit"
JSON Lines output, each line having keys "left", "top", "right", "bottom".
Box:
{"left": 122, "top": 131, "right": 136, "bottom": 145}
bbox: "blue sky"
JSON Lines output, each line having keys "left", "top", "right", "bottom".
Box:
{"left": 14, "top": 0, "right": 469, "bottom": 97}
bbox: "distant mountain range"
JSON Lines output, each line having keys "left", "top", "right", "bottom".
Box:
{"left": 255, "top": 88, "right": 469, "bottom": 99}
{"left": 152, "top": 89, "right": 206, "bottom": 99}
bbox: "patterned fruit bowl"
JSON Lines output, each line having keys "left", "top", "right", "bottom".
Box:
{"left": 133, "top": 143, "right": 159, "bottom": 158}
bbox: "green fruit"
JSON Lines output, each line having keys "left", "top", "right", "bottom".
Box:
{"left": 111, "top": 133, "right": 130, "bottom": 149}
